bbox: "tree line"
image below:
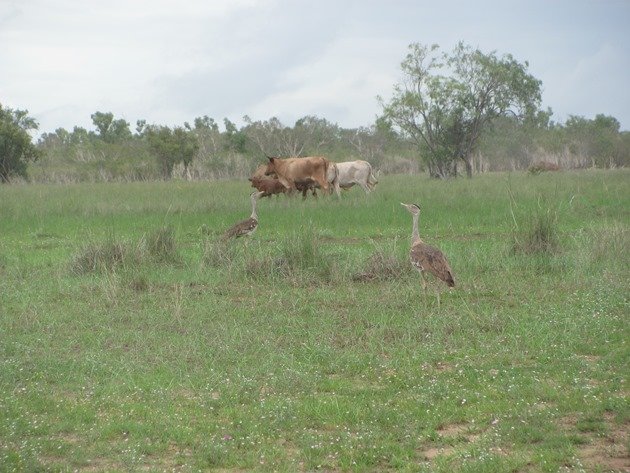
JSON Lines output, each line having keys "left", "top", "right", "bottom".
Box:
{"left": 2, "top": 42, "right": 629, "bottom": 184}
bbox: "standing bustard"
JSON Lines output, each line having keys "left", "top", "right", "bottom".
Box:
{"left": 223, "top": 191, "right": 265, "bottom": 240}
{"left": 401, "top": 203, "right": 455, "bottom": 290}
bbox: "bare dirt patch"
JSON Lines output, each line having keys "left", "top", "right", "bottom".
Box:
{"left": 437, "top": 421, "right": 483, "bottom": 442}
{"left": 422, "top": 445, "right": 455, "bottom": 460}
{"left": 558, "top": 412, "right": 629, "bottom": 471}
{"left": 418, "top": 421, "right": 485, "bottom": 463}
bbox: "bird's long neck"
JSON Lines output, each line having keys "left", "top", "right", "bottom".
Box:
{"left": 411, "top": 212, "right": 421, "bottom": 244}
{"left": 250, "top": 197, "right": 258, "bottom": 220}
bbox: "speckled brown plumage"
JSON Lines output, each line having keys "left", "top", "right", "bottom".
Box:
{"left": 410, "top": 240, "right": 455, "bottom": 287}
{"left": 401, "top": 202, "right": 455, "bottom": 289}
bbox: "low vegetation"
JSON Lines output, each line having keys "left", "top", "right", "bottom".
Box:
{"left": 0, "top": 170, "right": 628, "bottom": 471}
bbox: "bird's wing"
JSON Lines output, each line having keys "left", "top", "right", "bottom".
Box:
{"left": 412, "top": 243, "right": 454, "bottom": 284}
{"left": 224, "top": 218, "right": 257, "bottom": 238}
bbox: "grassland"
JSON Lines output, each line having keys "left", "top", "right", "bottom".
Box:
{"left": 0, "top": 170, "right": 628, "bottom": 472}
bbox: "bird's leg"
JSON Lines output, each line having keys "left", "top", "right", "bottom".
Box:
{"left": 421, "top": 271, "right": 428, "bottom": 291}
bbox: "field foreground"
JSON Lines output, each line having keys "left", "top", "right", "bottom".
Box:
{"left": 1, "top": 170, "right": 628, "bottom": 472}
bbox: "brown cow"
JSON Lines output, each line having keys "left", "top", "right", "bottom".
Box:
{"left": 265, "top": 156, "right": 333, "bottom": 194}
{"left": 248, "top": 176, "right": 287, "bottom": 198}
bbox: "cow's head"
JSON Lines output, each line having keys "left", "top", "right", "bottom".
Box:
{"left": 264, "top": 157, "right": 277, "bottom": 176}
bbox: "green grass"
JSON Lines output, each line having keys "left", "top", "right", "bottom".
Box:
{"left": 0, "top": 170, "right": 628, "bottom": 472}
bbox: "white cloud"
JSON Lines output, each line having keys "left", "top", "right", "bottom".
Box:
{"left": 247, "top": 36, "right": 404, "bottom": 127}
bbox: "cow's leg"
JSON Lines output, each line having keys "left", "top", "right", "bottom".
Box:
{"left": 333, "top": 178, "right": 341, "bottom": 198}
{"left": 359, "top": 181, "right": 371, "bottom": 193}
{"left": 315, "top": 177, "right": 329, "bottom": 195}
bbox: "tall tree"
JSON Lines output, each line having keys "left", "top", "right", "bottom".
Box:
{"left": 243, "top": 115, "right": 339, "bottom": 158}
{"left": 381, "top": 42, "right": 543, "bottom": 178}
{"left": 146, "top": 125, "right": 199, "bottom": 179}
{"left": 0, "top": 104, "right": 40, "bottom": 182}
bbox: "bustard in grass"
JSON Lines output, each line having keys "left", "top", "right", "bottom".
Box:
{"left": 223, "top": 191, "right": 265, "bottom": 240}
{"left": 401, "top": 203, "right": 455, "bottom": 291}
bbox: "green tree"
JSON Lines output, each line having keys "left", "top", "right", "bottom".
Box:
{"left": 71, "top": 126, "right": 90, "bottom": 145}
{"left": 90, "top": 111, "right": 132, "bottom": 143}
{"left": 381, "top": 42, "right": 543, "bottom": 178}
{"left": 563, "top": 114, "right": 626, "bottom": 167}
{"left": 0, "top": 104, "right": 40, "bottom": 182}
{"left": 146, "top": 125, "right": 199, "bottom": 179}
{"left": 242, "top": 115, "right": 340, "bottom": 157}
{"left": 223, "top": 118, "right": 248, "bottom": 153}
{"left": 194, "top": 115, "right": 219, "bottom": 132}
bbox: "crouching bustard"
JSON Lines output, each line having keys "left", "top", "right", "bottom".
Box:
{"left": 223, "top": 191, "right": 265, "bottom": 240}
{"left": 401, "top": 203, "right": 455, "bottom": 296}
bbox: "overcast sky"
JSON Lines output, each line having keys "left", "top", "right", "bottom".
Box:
{"left": 1, "top": 0, "right": 629, "bottom": 136}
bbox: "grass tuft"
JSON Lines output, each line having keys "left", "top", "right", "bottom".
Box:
{"left": 146, "top": 225, "right": 179, "bottom": 262}
{"left": 354, "top": 240, "right": 409, "bottom": 282}
{"left": 242, "top": 229, "right": 338, "bottom": 283}
{"left": 69, "top": 238, "right": 130, "bottom": 274}
{"left": 510, "top": 195, "right": 562, "bottom": 255}
{"left": 280, "top": 228, "right": 319, "bottom": 271}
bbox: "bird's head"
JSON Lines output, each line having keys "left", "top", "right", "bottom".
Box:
{"left": 400, "top": 202, "right": 420, "bottom": 215}
{"left": 251, "top": 191, "right": 265, "bottom": 199}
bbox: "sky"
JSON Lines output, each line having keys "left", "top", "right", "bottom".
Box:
{"left": 1, "top": 0, "right": 629, "bottom": 136}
